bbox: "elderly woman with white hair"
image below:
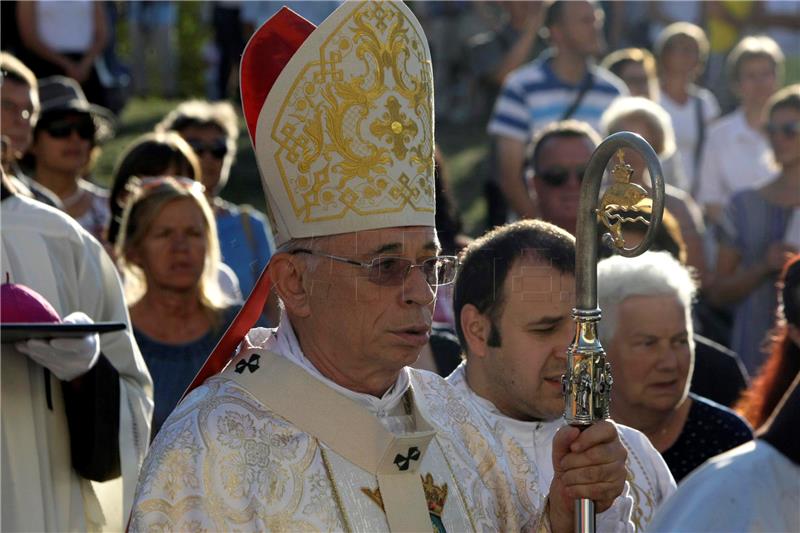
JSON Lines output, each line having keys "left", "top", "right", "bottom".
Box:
{"left": 601, "top": 96, "right": 708, "bottom": 284}
{"left": 597, "top": 251, "right": 752, "bottom": 482}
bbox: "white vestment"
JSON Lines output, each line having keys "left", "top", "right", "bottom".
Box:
{"left": 649, "top": 440, "right": 800, "bottom": 532}
{"left": 447, "top": 364, "right": 676, "bottom": 532}
{"left": 1, "top": 195, "right": 154, "bottom": 531}
{"left": 130, "top": 323, "right": 539, "bottom": 531}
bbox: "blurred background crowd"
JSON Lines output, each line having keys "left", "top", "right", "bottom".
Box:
{"left": 1, "top": 0, "right": 799, "bottom": 496}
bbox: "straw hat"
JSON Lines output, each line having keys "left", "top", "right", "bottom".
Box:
{"left": 37, "top": 76, "right": 116, "bottom": 143}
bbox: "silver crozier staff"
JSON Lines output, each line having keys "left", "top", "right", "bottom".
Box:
{"left": 561, "top": 132, "right": 665, "bottom": 533}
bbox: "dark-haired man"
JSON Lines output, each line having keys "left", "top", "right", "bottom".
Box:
{"left": 525, "top": 119, "right": 600, "bottom": 235}
{"left": 488, "top": 0, "right": 626, "bottom": 220}
{"left": 448, "top": 219, "right": 675, "bottom": 531}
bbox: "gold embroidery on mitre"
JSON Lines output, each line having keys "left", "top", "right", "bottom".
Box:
{"left": 270, "top": 1, "right": 434, "bottom": 227}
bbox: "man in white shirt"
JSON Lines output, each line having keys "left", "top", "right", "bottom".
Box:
{"left": 698, "top": 35, "right": 784, "bottom": 225}
{"left": 448, "top": 219, "right": 676, "bottom": 531}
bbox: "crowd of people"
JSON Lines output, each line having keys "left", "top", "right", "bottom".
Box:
{"left": 1, "top": 1, "right": 798, "bottom": 532}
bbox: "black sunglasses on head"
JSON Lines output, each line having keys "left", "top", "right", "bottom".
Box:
{"left": 187, "top": 139, "right": 228, "bottom": 159}
{"left": 765, "top": 121, "right": 800, "bottom": 138}
{"left": 538, "top": 166, "right": 587, "bottom": 187}
{"left": 42, "top": 117, "right": 95, "bottom": 140}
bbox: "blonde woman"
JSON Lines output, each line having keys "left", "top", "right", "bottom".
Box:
{"left": 116, "top": 177, "right": 256, "bottom": 439}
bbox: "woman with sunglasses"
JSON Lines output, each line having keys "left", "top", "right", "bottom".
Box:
{"left": 115, "top": 177, "right": 258, "bottom": 440}
{"left": 107, "top": 131, "right": 201, "bottom": 248}
{"left": 708, "top": 85, "right": 800, "bottom": 375}
{"left": 24, "top": 76, "right": 115, "bottom": 243}
{"left": 156, "top": 100, "right": 276, "bottom": 303}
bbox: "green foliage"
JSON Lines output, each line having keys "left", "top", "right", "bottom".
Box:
{"left": 114, "top": 1, "right": 211, "bottom": 99}
{"left": 176, "top": 2, "right": 212, "bottom": 97}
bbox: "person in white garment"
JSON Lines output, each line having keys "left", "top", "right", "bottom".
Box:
{"left": 697, "top": 35, "right": 784, "bottom": 224}
{"left": 448, "top": 219, "right": 675, "bottom": 532}
{"left": 598, "top": 252, "right": 753, "bottom": 483}
{"left": 129, "top": 2, "right": 629, "bottom": 532}
{"left": 1, "top": 172, "right": 153, "bottom": 531}
{"left": 649, "top": 371, "right": 800, "bottom": 532}
{"left": 654, "top": 22, "right": 720, "bottom": 194}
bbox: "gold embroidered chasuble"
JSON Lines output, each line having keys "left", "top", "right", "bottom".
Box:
{"left": 130, "top": 341, "right": 527, "bottom": 531}
{"left": 447, "top": 365, "right": 676, "bottom": 532}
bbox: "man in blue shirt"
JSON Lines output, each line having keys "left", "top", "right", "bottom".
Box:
{"left": 487, "top": 0, "right": 626, "bottom": 221}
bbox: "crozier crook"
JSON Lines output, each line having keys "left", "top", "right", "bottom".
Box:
{"left": 561, "top": 131, "right": 665, "bottom": 533}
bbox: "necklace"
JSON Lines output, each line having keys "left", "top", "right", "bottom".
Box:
{"left": 60, "top": 185, "right": 86, "bottom": 209}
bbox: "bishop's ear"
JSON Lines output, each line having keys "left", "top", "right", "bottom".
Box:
{"left": 268, "top": 252, "right": 313, "bottom": 318}
{"left": 459, "top": 303, "right": 492, "bottom": 359}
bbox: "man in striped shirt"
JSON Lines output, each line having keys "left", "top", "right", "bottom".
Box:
{"left": 487, "top": 0, "right": 626, "bottom": 221}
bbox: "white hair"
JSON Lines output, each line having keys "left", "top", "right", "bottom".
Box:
{"left": 600, "top": 96, "right": 677, "bottom": 158}
{"left": 597, "top": 251, "right": 697, "bottom": 345}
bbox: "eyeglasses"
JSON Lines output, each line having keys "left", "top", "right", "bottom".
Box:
{"left": 291, "top": 249, "right": 459, "bottom": 287}
{"left": 186, "top": 139, "right": 228, "bottom": 159}
{"left": 765, "top": 121, "right": 800, "bottom": 138}
{"left": 42, "top": 117, "right": 95, "bottom": 140}
{"left": 538, "top": 166, "right": 587, "bottom": 187}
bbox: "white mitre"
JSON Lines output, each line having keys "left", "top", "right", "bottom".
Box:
{"left": 241, "top": 0, "right": 436, "bottom": 245}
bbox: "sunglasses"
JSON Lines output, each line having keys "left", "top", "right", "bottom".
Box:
{"left": 538, "top": 166, "right": 587, "bottom": 187}
{"left": 765, "top": 121, "right": 800, "bottom": 138}
{"left": 291, "top": 249, "right": 459, "bottom": 287}
{"left": 187, "top": 139, "right": 228, "bottom": 159}
{"left": 42, "top": 118, "right": 95, "bottom": 140}
{"left": 137, "top": 175, "right": 206, "bottom": 194}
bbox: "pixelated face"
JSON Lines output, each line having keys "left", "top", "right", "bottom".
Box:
{"left": 0, "top": 79, "right": 36, "bottom": 158}
{"left": 606, "top": 294, "right": 692, "bottom": 416}
{"left": 533, "top": 135, "right": 594, "bottom": 235}
{"left": 662, "top": 35, "right": 701, "bottom": 77}
{"left": 300, "top": 226, "right": 440, "bottom": 377}
{"left": 767, "top": 106, "right": 800, "bottom": 168}
{"left": 132, "top": 198, "right": 208, "bottom": 293}
{"left": 179, "top": 124, "right": 230, "bottom": 194}
{"left": 619, "top": 62, "right": 651, "bottom": 98}
{"left": 483, "top": 258, "right": 576, "bottom": 421}
{"left": 31, "top": 112, "right": 93, "bottom": 176}
{"left": 557, "top": 1, "right": 604, "bottom": 58}
{"left": 736, "top": 55, "right": 778, "bottom": 107}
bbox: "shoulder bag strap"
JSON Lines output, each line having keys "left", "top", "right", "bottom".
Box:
{"left": 561, "top": 70, "right": 594, "bottom": 121}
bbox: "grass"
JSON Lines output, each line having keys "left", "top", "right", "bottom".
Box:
{"left": 95, "top": 97, "right": 492, "bottom": 236}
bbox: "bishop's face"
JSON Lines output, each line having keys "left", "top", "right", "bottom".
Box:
{"left": 297, "top": 226, "right": 440, "bottom": 392}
